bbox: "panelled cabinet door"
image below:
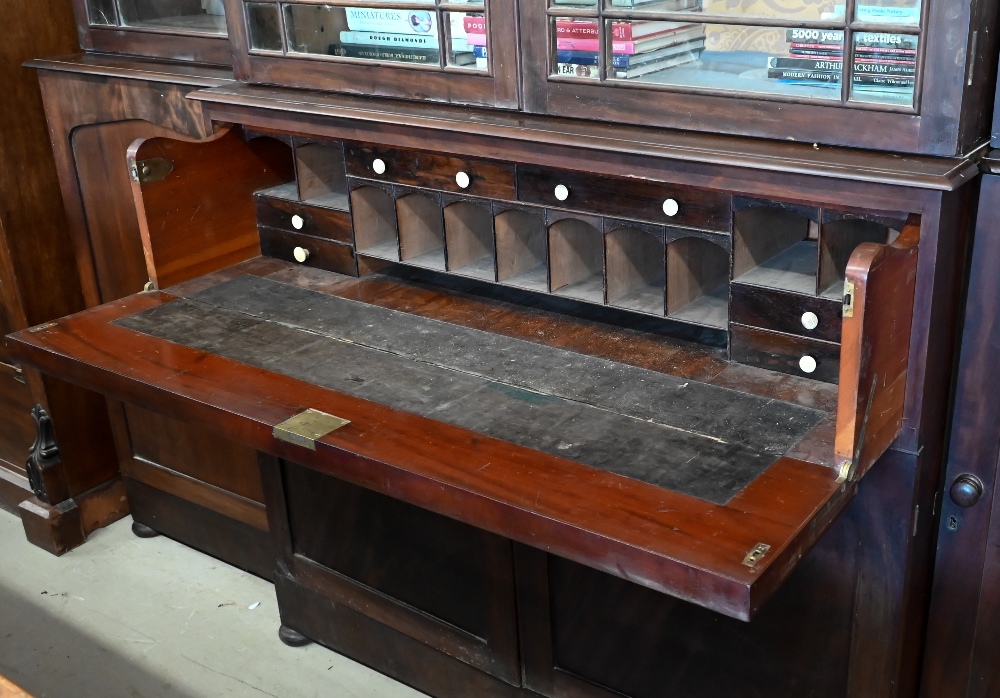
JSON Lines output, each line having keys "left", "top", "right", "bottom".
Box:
{"left": 223, "top": 0, "right": 520, "bottom": 108}
{"left": 519, "top": 0, "right": 988, "bottom": 156}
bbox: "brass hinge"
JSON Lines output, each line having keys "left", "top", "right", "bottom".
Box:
{"left": 843, "top": 280, "right": 856, "bottom": 318}
{"left": 142, "top": 280, "right": 158, "bottom": 293}
{"left": 130, "top": 157, "right": 173, "bottom": 184}
{"left": 273, "top": 408, "right": 350, "bottom": 450}
{"left": 742, "top": 543, "right": 771, "bottom": 569}
{"left": 836, "top": 460, "right": 853, "bottom": 483}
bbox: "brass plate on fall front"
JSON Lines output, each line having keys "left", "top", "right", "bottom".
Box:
{"left": 273, "top": 409, "right": 350, "bottom": 450}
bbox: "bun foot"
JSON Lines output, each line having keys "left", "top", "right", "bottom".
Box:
{"left": 131, "top": 521, "right": 160, "bottom": 538}
{"left": 278, "top": 624, "right": 312, "bottom": 647}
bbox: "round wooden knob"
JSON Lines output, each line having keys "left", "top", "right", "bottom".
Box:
{"left": 554, "top": 184, "right": 570, "bottom": 201}
{"left": 372, "top": 158, "right": 386, "bottom": 175}
{"left": 798, "top": 355, "right": 817, "bottom": 374}
{"left": 801, "top": 311, "right": 819, "bottom": 330}
{"left": 291, "top": 214, "right": 304, "bottom": 230}
{"left": 662, "top": 199, "right": 679, "bottom": 217}
{"left": 455, "top": 171, "right": 471, "bottom": 189}
{"left": 950, "top": 474, "right": 984, "bottom": 508}
{"left": 292, "top": 246, "right": 310, "bottom": 263}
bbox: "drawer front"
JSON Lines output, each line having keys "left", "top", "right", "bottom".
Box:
{"left": 259, "top": 228, "right": 359, "bottom": 277}
{"left": 730, "top": 324, "right": 840, "bottom": 384}
{"left": 731, "top": 284, "right": 842, "bottom": 343}
{"left": 517, "top": 165, "right": 732, "bottom": 232}
{"left": 344, "top": 143, "right": 516, "bottom": 200}
{"left": 255, "top": 195, "right": 353, "bottom": 245}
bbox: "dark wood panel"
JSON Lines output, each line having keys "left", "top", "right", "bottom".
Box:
{"left": 124, "top": 477, "right": 274, "bottom": 579}
{"left": 344, "top": 143, "right": 516, "bottom": 200}
{"left": 255, "top": 194, "right": 353, "bottom": 244}
{"left": 282, "top": 462, "right": 520, "bottom": 682}
{"left": 731, "top": 284, "right": 843, "bottom": 344}
{"left": 731, "top": 324, "right": 841, "bottom": 385}
{"left": 0, "top": 363, "right": 34, "bottom": 476}
{"left": 516, "top": 165, "right": 731, "bottom": 232}
{"left": 124, "top": 404, "right": 265, "bottom": 503}
{"left": 259, "top": 227, "right": 359, "bottom": 277}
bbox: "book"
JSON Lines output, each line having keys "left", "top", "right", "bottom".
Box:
{"left": 553, "top": 19, "right": 698, "bottom": 41}
{"left": 768, "top": 68, "right": 913, "bottom": 87}
{"left": 768, "top": 57, "right": 914, "bottom": 76}
{"left": 555, "top": 25, "right": 703, "bottom": 54}
{"left": 329, "top": 43, "right": 441, "bottom": 64}
{"left": 552, "top": 39, "right": 705, "bottom": 67}
{"left": 610, "top": 0, "right": 699, "bottom": 7}
{"left": 339, "top": 31, "right": 440, "bottom": 49}
{"left": 344, "top": 8, "right": 438, "bottom": 36}
{"left": 463, "top": 16, "right": 486, "bottom": 34}
{"left": 786, "top": 28, "right": 918, "bottom": 51}
{"left": 613, "top": 46, "right": 704, "bottom": 78}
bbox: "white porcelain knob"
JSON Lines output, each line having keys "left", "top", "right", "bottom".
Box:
{"left": 554, "top": 184, "right": 570, "bottom": 201}
{"left": 372, "top": 158, "right": 386, "bottom": 175}
{"left": 292, "top": 246, "right": 310, "bottom": 263}
{"left": 291, "top": 214, "right": 304, "bottom": 230}
{"left": 662, "top": 198, "right": 679, "bottom": 217}
{"left": 801, "top": 311, "right": 819, "bottom": 330}
{"left": 455, "top": 171, "right": 471, "bottom": 189}
{"left": 799, "top": 355, "right": 818, "bottom": 374}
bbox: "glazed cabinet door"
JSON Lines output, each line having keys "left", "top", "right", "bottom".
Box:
{"left": 223, "top": 0, "right": 520, "bottom": 108}
{"left": 519, "top": 0, "right": 994, "bottom": 155}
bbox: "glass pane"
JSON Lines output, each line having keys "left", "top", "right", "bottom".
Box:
{"left": 850, "top": 31, "right": 916, "bottom": 107}
{"left": 606, "top": 0, "right": 845, "bottom": 22}
{"left": 286, "top": 5, "right": 442, "bottom": 65}
{"left": 118, "top": 0, "right": 228, "bottom": 35}
{"left": 604, "top": 22, "right": 843, "bottom": 101}
{"left": 855, "top": 0, "right": 921, "bottom": 26}
{"left": 551, "top": 17, "right": 603, "bottom": 80}
{"left": 446, "top": 12, "right": 486, "bottom": 70}
{"left": 247, "top": 3, "right": 282, "bottom": 51}
{"left": 87, "top": 0, "right": 118, "bottom": 25}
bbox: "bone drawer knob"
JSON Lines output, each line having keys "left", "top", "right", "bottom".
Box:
{"left": 800, "top": 312, "right": 819, "bottom": 330}
{"left": 554, "top": 184, "right": 570, "bottom": 201}
{"left": 293, "top": 247, "right": 311, "bottom": 263}
{"left": 798, "top": 355, "right": 818, "bottom": 374}
{"left": 455, "top": 171, "right": 471, "bottom": 189}
{"left": 662, "top": 198, "right": 679, "bottom": 217}
{"left": 372, "top": 158, "right": 386, "bottom": 175}
{"left": 291, "top": 214, "right": 304, "bottom": 230}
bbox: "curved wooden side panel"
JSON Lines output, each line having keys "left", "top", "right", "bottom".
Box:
{"left": 127, "top": 128, "right": 294, "bottom": 289}
{"left": 836, "top": 216, "right": 921, "bottom": 482}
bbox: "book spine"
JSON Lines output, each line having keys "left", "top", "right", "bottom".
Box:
{"left": 555, "top": 62, "right": 600, "bottom": 78}
{"left": 852, "top": 32, "right": 919, "bottom": 50}
{"left": 473, "top": 45, "right": 487, "bottom": 59}
{"left": 339, "top": 31, "right": 440, "bottom": 49}
{"left": 329, "top": 43, "right": 439, "bottom": 63}
{"left": 465, "top": 32, "right": 487, "bottom": 47}
{"left": 463, "top": 16, "right": 486, "bottom": 34}
{"left": 853, "top": 74, "right": 915, "bottom": 87}
{"left": 784, "top": 29, "right": 845, "bottom": 45}
{"left": 554, "top": 21, "right": 634, "bottom": 40}
{"left": 767, "top": 69, "right": 841, "bottom": 82}
{"left": 768, "top": 57, "right": 915, "bottom": 76}
{"left": 555, "top": 50, "right": 635, "bottom": 67}
{"left": 556, "top": 38, "right": 648, "bottom": 54}
{"left": 345, "top": 8, "right": 438, "bottom": 35}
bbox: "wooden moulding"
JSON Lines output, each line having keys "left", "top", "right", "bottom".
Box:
{"left": 444, "top": 201, "right": 496, "bottom": 281}
{"left": 396, "top": 191, "right": 446, "bottom": 271}
{"left": 666, "top": 237, "right": 729, "bottom": 329}
{"left": 548, "top": 217, "right": 604, "bottom": 304}
{"left": 295, "top": 141, "right": 349, "bottom": 208}
{"left": 835, "top": 216, "right": 920, "bottom": 483}
{"left": 495, "top": 208, "right": 548, "bottom": 292}
{"left": 605, "top": 226, "right": 665, "bottom": 317}
{"left": 733, "top": 206, "right": 817, "bottom": 296}
{"left": 127, "top": 127, "right": 294, "bottom": 290}
{"left": 349, "top": 185, "right": 399, "bottom": 260}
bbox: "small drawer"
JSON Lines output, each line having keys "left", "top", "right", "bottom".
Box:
{"left": 731, "top": 283, "right": 842, "bottom": 343}
{"left": 259, "top": 228, "right": 359, "bottom": 277}
{"left": 516, "top": 165, "right": 732, "bottom": 232}
{"left": 344, "top": 143, "right": 516, "bottom": 200}
{"left": 255, "top": 194, "right": 353, "bottom": 245}
{"left": 730, "top": 324, "right": 840, "bottom": 384}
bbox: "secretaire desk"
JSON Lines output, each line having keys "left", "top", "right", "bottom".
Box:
{"left": 15, "top": 19, "right": 992, "bottom": 692}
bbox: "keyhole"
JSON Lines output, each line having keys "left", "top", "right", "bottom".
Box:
{"left": 947, "top": 515, "right": 959, "bottom": 531}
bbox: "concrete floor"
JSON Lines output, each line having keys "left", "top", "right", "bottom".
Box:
{"left": 0, "top": 509, "right": 423, "bottom": 697}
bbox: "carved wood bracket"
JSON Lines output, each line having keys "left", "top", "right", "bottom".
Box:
{"left": 26, "top": 404, "right": 62, "bottom": 504}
